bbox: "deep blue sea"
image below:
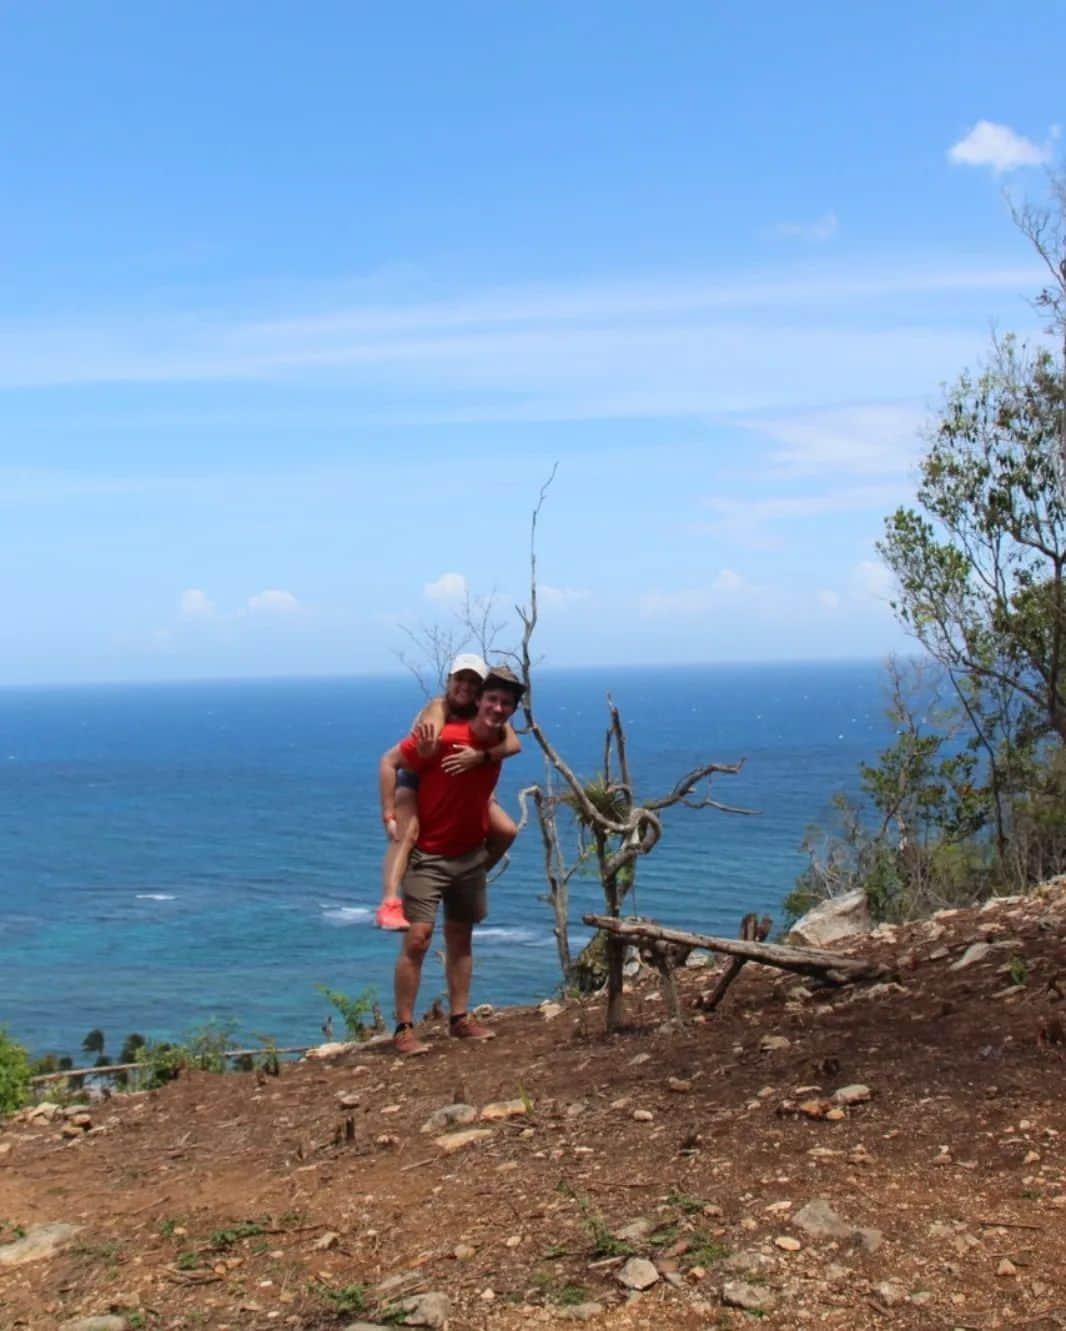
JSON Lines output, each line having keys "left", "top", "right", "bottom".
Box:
{"left": 0, "top": 663, "right": 894, "bottom": 1060}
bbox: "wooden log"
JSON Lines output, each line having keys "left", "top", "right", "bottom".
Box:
{"left": 582, "top": 914, "right": 883, "bottom": 983}
{"left": 698, "top": 912, "right": 772, "bottom": 1012}
{"left": 29, "top": 1045, "right": 313, "bottom": 1085}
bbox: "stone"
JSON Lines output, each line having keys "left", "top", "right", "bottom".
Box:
{"left": 951, "top": 942, "right": 992, "bottom": 971}
{"left": 420, "top": 1104, "right": 477, "bottom": 1134}
{"left": 774, "top": 1235, "right": 802, "bottom": 1251}
{"left": 479, "top": 1099, "right": 528, "bottom": 1121}
{"left": 722, "top": 1280, "right": 776, "bottom": 1312}
{"left": 825, "top": 1107, "right": 846, "bottom": 1122}
{"left": 396, "top": 1292, "right": 451, "bottom": 1328}
{"left": 59, "top": 1320, "right": 128, "bottom": 1331}
{"left": 617, "top": 1257, "right": 659, "bottom": 1290}
{"left": 996, "top": 1258, "right": 1017, "bottom": 1277}
{"left": 344, "top": 1324, "right": 390, "bottom": 1331}
{"left": 792, "top": 1199, "right": 851, "bottom": 1240}
{"left": 435, "top": 1128, "right": 493, "bottom": 1154}
{"left": 873, "top": 1279, "right": 908, "bottom": 1307}
{"left": 665, "top": 1076, "right": 691, "bottom": 1093}
{"left": 761, "top": 1035, "right": 791, "bottom": 1052}
{"left": 787, "top": 889, "right": 871, "bottom": 948}
{"left": 855, "top": 1227, "right": 883, "bottom": 1253}
{"left": 313, "top": 1231, "right": 340, "bottom": 1251}
{"left": 305, "top": 1041, "right": 356, "bottom": 1059}
{"left": 723, "top": 1250, "right": 776, "bottom": 1277}
{"left": 565, "top": 1302, "right": 603, "bottom": 1321}
{"left": 539, "top": 1002, "right": 564, "bottom": 1021}
{"left": 831, "top": 1084, "right": 872, "bottom": 1106}
{"left": 799, "top": 1099, "right": 832, "bottom": 1119}
{"left": 453, "top": 1243, "right": 476, "bottom": 1261}
{"left": 29, "top": 1102, "right": 61, "bottom": 1122}
{"left": 0, "top": 1222, "right": 82, "bottom": 1268}
{"left": 337, "top": 1091, "right": 361, "bottom": 1109}
{"left": 614, "top": 1217, "right": 654, "bottom": 1242}
{"left": 632, "top": 1109, "right": 654, "bottom": 1122}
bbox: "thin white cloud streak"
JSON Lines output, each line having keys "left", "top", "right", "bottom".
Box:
{"left": 0, "top": 262, "right": 1043, "bottom": 396}
{"left": 696, "top": 484, "right": 905, "bottom": 550}
{"left": 246, "top": 588, "right": 302, "bottom": 615}
{"left": 745, "top": 402, "right": 926, "bottom": 476}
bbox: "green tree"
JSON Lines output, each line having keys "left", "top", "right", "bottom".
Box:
{"left": 81, "top": 1028, "right": 105, "bottom": 1057}
{"left": 880, "top": 337, "right": 1065, "bottom": 744}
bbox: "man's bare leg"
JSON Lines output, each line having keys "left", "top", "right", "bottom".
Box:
{"left": 394, "top": 922, "right": 433, "bottom": 1025}
{"left": 443, "top": 919, "right": 474, "bottom": 1016}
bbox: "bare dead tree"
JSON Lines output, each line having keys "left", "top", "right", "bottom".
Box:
{"left": 1009, "top": 172, "right": 1066, "bottom": 493}
{"left": 514, "top": 469, "right": 755, "bottom": 1031}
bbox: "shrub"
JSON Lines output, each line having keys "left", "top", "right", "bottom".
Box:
{"left": 0, "top": 1028, "right": 32, "bottom": 1115}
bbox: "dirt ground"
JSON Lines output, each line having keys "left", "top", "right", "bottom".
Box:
{"left": 2, "top": 882, "right": 1065, "bottom": 1331}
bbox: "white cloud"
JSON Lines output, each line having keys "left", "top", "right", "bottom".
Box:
{"left": 817, "top": 589, "right": 841, "bottom": 611}
{"left": 424, "top": 572, "right": 468, "bottom": 604}
{"left": 247, "top": 588, "right": 302, "bottom": 615}
{"left": 639, "top": 569, "right": 761, "bottom": 618}
{"left": 947, "top": 120, "right": 1051, "bottom": 174}
{"left": 748, "top": 403, "right": 925, "bottom": 477}
{"left": 179, "top": 588, "right": 215, "bottom": 618}
{"left": 538, "top": 584, "right": 591, "bottom": 610}
{"left": 772, "top": 211, "right": 839, "bottom": 242}
{"left": 698, "top": 484, "right": 903, "bottom": 550}
{"left": 852, "top": 560, "right": 895, "bottom": 602}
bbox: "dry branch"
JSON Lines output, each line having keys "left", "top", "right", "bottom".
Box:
{"left": 583, "top": 914, "right": 885, "bottom": 983}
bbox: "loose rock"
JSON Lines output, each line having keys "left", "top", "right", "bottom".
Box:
{"left": 396, "top": 1292, "right": 451, "bottom": 1328}
{"left": 420, "top": 1104, "right": 477, "bottom": 1134}
{"left": 59, "top": 1319, "right": 128, "bottom": 1331}
{"left": 0, "top": 1222, "right": 82, "bottom": 1269}
{"left": 722, "top": 1279, "right": 776, "bottom": 1312}
{"left": 617, "top": 1256, "right": 659, "bottom": 1290}
{"left": 793, "top": 1199, "right": 851, "bottom": 1240}
{"left": 435, "top": 1128, "right": 493, "bottom": 1154}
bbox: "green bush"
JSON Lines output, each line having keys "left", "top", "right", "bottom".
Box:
{"left": 0, "top": 1028, "right": 32, "bottom": 1115}
{"left": 315, "top": 985, "right": 377, "bottom": 1041}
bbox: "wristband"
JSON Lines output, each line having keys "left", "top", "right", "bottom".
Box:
{"left": 382, "top": 811, "right": 396, "bottom": 823}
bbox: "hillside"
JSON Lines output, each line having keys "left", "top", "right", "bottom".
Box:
{"left": 2, "top": 882, "right": 1064, "bottom": 1331}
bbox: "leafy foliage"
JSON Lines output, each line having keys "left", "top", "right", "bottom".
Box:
{"left": 0, "top": 1027, "right": 31, "bottom": 1115}
{"left": 314, "top": 984, "right": 378, "bottom": 1041}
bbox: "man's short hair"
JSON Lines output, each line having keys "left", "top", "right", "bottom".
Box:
{"left": 482, "top": 664, "right": 526, "bottom": 702}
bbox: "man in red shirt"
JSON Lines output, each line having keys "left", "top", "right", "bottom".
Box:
{"left": 378, "top": 665, "right": 525, "bottom": 1055}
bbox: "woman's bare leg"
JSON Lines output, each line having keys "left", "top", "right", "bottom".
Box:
{"left": 382, "top": 787, "right": 419, "bottom": 901}
{"left": 485, "top": 801, "right": 517, "bottom": 872}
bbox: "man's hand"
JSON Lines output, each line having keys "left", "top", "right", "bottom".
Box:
{"left": 414, "top": 718, "right": 441, "bottom": 758}
{"left": 383, "top": 814, "right": 400, "bottom": 842}
{"left": 441, "top": 744, "right": 487, "bottom": 774}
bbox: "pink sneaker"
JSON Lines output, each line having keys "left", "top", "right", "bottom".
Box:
{"left": 375, "top": 899, "right": 410, "bottom": 931}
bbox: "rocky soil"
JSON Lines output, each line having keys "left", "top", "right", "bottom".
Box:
{"left": 1, "top": 881, "right": 1064, "bottom": 1331}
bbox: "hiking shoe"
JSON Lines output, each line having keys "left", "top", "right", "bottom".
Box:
{"left": 376, "top": 899, "right": 410, "bottom": 931}
{"left": 393, "top": 1026, "right": 429, "bottom": 1056}
{"left": 449, "top": 1015, "right": 496, "bottom": 1040}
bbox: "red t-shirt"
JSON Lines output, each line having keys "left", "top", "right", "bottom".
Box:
{"left": 398, "top": 720, "right": 501, "bottom": 858}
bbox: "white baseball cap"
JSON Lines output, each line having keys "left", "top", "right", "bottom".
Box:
{"left": 449, "top": 652, "right": 487, "bottom": 680}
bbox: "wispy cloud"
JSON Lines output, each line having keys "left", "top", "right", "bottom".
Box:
{"left": 424, "top": 572, "right": 468, "bottom": 603}
{"left": 0, "top": 261, "right": 1041, "bottom": 413}
{"left": 246, "top": 588, "right": 302, "bottom": 615}
{"left": 697, "top": 484, "right": 905, "bottom": 550}
{"left": 179, "top": 588, "right": 216, "bottom": 618}
{"left": 771, "top": 211, "right": 839, "bottom": 242}
{"left": 947, "top": 120, "right": 1055, "bottom": 174}
{"left": 745, "top": 402, "right": 926, "bottom": 476}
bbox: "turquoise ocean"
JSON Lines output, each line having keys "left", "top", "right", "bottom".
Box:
{"left": 0, "top": 662, "right": 894, "bottom": 1059}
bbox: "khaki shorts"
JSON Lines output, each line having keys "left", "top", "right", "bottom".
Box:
{"left": 402, "top": 846, "right": 489, "bottom": 927}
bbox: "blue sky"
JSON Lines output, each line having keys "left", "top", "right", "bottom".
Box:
{"left": 2, "top": 2, "right": 1063, "bottom": 685}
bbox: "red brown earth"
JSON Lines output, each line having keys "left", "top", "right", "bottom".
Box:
{"left": 2, "top": 882, "right": 1065, "bottom": 1331}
